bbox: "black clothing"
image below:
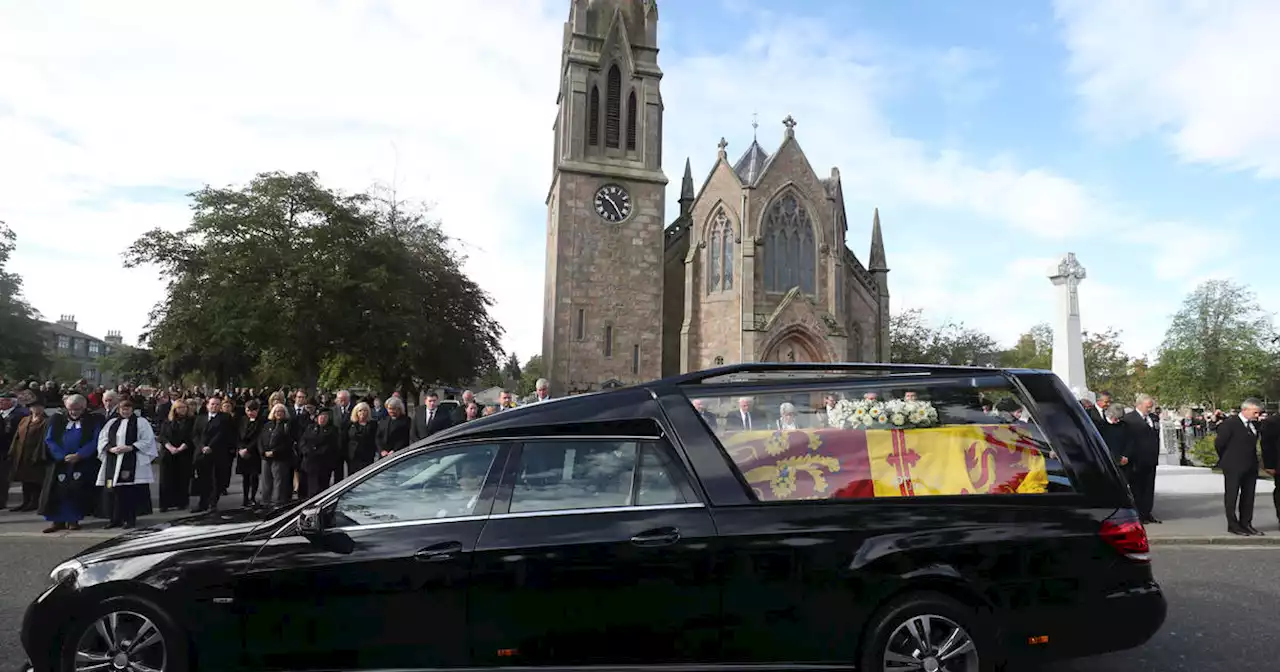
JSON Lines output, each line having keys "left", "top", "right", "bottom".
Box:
{"left": 299, "top": 423, "right": 341, "bottom": 496}
{"left": 410, "top": 404, "right": 454, "bottom": 442}
{"left": 330, "top": 404, "right": 353, "bottom": 479}
{"left": 347, "top": 421, "right": 378, "bottom": 473}
{"left": 1215, "top": 415, "right": 1261, "bottom": 529}
{"left": 1121, "top": 410, "right": 1161, "bottom": 520}
{"left": 1261, "top": 415, "right": 1280, "bottom": 522}
{"left": 157, "top": 416, "right": 195, "bottom": 509}
{"left": 1097, "top": 419, "right": 1130, "bottom": 467}
{"left": 237, "top": 415, "right": 265, "bottom": 504}
{"left": 258, "top": 420, "right": 294, "bottom": 505}
{"left": 376, "top": 415, "right": 411, "bottom": 455}
{"left": 191, "top": 412, "right": 236, "bottom": 511}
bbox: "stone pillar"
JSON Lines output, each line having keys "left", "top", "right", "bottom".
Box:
{"left": 1048, "top": 253, "right": 1088, "bottom": 392}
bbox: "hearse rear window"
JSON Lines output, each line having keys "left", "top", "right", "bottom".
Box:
{"left": 684, "top": 377, "right": 1073, "bottom": 502}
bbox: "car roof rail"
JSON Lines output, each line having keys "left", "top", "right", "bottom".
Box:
{"left": 663, "top": 362, "right": 1031, "bottom": 386}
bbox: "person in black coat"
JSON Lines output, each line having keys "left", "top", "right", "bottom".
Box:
{"left": 347, "top": 402, "right": 379, "bottom": 474}
{"left": 410, "top": 391, "right": 455, "bottom": 442}
{"left": 156, "top": 400, "right": 196, "bottom": 512}
{"left": 1097, "top": 404, "right": 1131, "bottom": 470}
{"left": 258, "top": 404, "right": 294, "bottom": 506}
{"left": 376, "top": 398, "right": 411, "bottom": 458}
{"left": 236, "top": 400, "right": 265, "bottom": 507}
{"left": 191, "top": 396, "right": 237, "bottom": 513}
{"left": 1261, "top": 412, "right": 1280, "bottom": 526}
{"left": 298, "top": 409, "right": 341, "bottom": 496}
{"left": 1121, "top": 395, "right": 1162, "bottom": 524}
{"left": 330, "top": 391, "right": 354, "bottom": 481}
{"left": 1215, "top": 399, "right": 1264, "bottom": 536}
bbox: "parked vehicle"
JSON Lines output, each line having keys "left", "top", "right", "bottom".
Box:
{"left": 21, "top": 363, "right": 1165, "bottom": 672}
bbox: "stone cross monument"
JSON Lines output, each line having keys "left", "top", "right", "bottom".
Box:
{"left": 1048, "top": 253, "right": 1088, "bottom": 392}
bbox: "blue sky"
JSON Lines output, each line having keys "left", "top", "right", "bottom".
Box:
{"left": 1, "top": 0, "right": 1276, "bottom": 364}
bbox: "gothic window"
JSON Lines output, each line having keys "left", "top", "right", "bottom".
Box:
{"left": 631, "top": 345, "right": 640, "bottom": 374}
{"left": 626, "top": 90, "right": 637, "bottom": 151}
{"left": 605, "top": 65, "right": 622, "bottom": 149}
{"left": 762, "top": 191, "right": 816, "bottom": 294}
{"left": 588, "top": 85, "right": 600, "bottom": 147}
{"left": 604, "top": 325, "right": 614, "bottom": 357}
{"left": 706, "top": 209, "right": 734, "bottom": 293}
{"left": 575, "top": 308, "right": 586, "bottom": 340}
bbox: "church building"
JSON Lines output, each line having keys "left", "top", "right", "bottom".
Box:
{"left": 542, "top": 0, "right": 891, "bottom": 394}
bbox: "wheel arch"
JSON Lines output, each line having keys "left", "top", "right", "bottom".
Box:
{"left": 56, "top": 582, "right": 199, "bottom": 672}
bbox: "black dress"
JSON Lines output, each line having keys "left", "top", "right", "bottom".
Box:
{"left": 157, "top": 416, "right": 195, "bottom": 509}
{"left": 347, "top": 422, "right": 378, "bottom": 473}
{"left": 298, "top": 423, "right": 341, "bottom": 495}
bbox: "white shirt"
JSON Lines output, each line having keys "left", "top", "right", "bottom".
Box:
{"left": 95, "top": 415, "right": 159, "bottom": 487}
{"left": 740, "top": 410, "right": 752, "bottom": 429}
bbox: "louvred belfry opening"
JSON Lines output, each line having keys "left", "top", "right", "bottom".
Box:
{"left": 626, "top": 90, "right": 637, "bottom": 151}
{"left": 588, "top": 85, "right": 600, "bottom": 147}
{"left": 605, "top": 65, "right": 621, "bottom": 148}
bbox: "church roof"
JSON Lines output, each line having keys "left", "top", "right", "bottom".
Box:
{"left": 733, "top": 139, "right": 770, "bottom": 185}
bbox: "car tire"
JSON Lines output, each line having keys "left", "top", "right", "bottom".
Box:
{"left": 58, "top": 595, "right": 189, "bottom": 672}
{"left": 859, "top": 591, "right": 1001, "bottom": 672}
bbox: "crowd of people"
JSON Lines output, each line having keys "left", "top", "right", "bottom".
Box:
{"left": 0, "top": 378, "right": 556, "bottom": 533}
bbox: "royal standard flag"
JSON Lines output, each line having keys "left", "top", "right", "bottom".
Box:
{"left": 720, "top": 424, "right": 1049, "bottom": 502}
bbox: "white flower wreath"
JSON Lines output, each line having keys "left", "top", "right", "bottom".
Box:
{"left": 827, "top": 397, "right": 939, "bottom": 429}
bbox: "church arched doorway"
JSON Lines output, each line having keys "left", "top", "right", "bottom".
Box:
{"left": 761, "top": 327, "right": 828, "bottom": 364}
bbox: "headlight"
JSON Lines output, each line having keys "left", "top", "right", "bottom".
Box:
{"left": 49, "top": 559, "right": 83, "bottom": 585}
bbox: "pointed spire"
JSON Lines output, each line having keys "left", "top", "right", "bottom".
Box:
{"left": 679, "top": 158, "right": 695, "bottom": 217}
{"left": 868, "top": 208, "right": 888, "bottom": 272}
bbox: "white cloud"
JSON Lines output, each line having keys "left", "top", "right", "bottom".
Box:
{"left": 1056, "top": 0, "right": 1280, "bottom": 176}
{"left": 0, "top": 1, "right": 1213, "bottom": 374}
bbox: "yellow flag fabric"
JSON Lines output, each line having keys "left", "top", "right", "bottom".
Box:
{"left": 720, "top": 423, "right": 1049, "bottom": 502}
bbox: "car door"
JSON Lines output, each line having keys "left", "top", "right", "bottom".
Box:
{"left": 237, "top": 442, "right": 508, "bottom": 671}
{"left": 468, "top": 435, "right": 721, "bottom": 667}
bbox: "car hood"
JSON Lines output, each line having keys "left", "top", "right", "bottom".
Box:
{"left": 75, "top": 505, "right": 295, "bottom": 563}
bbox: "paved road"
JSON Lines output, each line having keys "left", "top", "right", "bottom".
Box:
{"left": 0, "top": 542, "right": 1273, "bottom": 671}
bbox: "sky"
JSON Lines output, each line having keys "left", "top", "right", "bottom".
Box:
{"left": 2, "top": 0, "right": 1277, "bottom": 364}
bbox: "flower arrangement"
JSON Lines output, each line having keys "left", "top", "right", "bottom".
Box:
{"left": 826, "top": 397, "right": 939, "bottom": 430}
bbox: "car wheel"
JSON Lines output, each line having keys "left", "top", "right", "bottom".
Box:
{"left": 859, "top": 591, "right": 998, "bottom": 672}
{"left": 59, "top": 596, "right": 189, "bottom": 672}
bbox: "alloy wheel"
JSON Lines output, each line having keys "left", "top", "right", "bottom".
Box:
{"left": 72, "top": 610, "right": 167, "bottom": 672}
{"left": 881, "top": 613, "right": 979, "bottom": 672}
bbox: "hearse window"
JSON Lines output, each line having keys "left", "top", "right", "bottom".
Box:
{"left": 510, "top": 439, "right": 686, "bottom": 513}
{"left": 685, "top": 380, "right": 1073, "bottom": 503}
{"left": 333, "top": 444, "right": 500, "bottom": 526}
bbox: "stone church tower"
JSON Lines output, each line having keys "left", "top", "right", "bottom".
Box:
{"left": 543, "top": 0, "right": 890, "bottom": 394}
{"left": 543, "top": 0, "right": 667, "bottom": 395}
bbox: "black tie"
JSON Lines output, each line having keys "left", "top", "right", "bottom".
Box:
{"left": 427, "top": 409, "right": 434, "bottom": 423}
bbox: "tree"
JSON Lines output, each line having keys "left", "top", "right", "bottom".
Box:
{"left": 99, "top": 346, "right": 161, "bottom": 386}
{"left": 999, "top": 324, "right": 1052, "bottom": 370}
{"left": 519, "top": 354, "right": 545, "bottom": 396}
{"left": 1082, "top": 328, "right": 1138, "bottom": 404}
{"left": 125, "top": 172, "right": 503, "bottom": 394}
{"left": 1148, "top": 279, "right": 1276, "bottom": 408}
{"left": 890, "top": 308, "right": 1001, "bottom": 366}
{"left": 502, "top": 352, "right": 522, "bottom": 385}
{"left": 0, "top": 221, "right": 49, "bottom": 379}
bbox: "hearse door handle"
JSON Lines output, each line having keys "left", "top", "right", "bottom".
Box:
{"left": 630, "top": 527, "right": 681, "bottom": 547}
{"left": 414, "top": 541, "right": 464, "bottom": 562}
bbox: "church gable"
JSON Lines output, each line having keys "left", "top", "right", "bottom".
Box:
{"left": 755, "top": 287, "right": 842, "bottom": 363}
{"left": 747, "top": 121, "right": 831, "bottom": 245}
{"left": 596, "top": 5, "right": 638, "bottom": 75}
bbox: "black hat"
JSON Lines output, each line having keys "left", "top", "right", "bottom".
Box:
{"left": 0, "top": 392, "right": 15, "bottom": 399}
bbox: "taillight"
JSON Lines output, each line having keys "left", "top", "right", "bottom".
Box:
{"left": 1100, "top": 509, "right": 1150, "bottom": 562}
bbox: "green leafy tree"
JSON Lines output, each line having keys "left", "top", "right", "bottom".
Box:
{"left": 126, "top": 172, "right": 503, "bottom": 393}
{"left": 999, "top": 324, "right": 1052, "bottom": 370}
{"left": 1148, "top": 279, "right": 1276, "bottom": 408}
{"left": 502, "top": 352, "right": 522, "bottom": 383}
{"left": 889, "top": 308, "right": 1001, "bottom": 366}
{"left": 0, "top": 221, "right": 49, "bottom": 379}
{"left": 519, "top": 354, "right": 545, "bottom": 396}
{"left": 99, "top": 346, "right": 161, "bottom": 386}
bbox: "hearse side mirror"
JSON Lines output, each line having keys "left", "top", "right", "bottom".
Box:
{"left": 297, "top": 506, "right": 325, "bottom": 536}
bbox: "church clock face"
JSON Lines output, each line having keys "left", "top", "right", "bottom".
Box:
{"left": 594, "top": 183, "right": 632, "bottom": 223}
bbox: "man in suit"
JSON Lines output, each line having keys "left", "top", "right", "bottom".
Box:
{"left": 1121, "top": 394, "right": 1162, "bottom": 524}
{"left": 1261, "top": 411, "right": 1280, "bottom": 527}
{"left": 1217, "top": 398, "right": 1264, "bottom": 536}
{"left": 452, "top": 390, "right": 477, "bottom": 424}
{"left": 1077, "top": 388, "right": 1103, "bottom": 427}
{"left": 725, "top": 397, "right": 764, "bottom": 432}
{"left": 330, "top": 390, "right": 353, "bottom": 480}
{"left": 192, "top": 396, "right": 238, "bottom": 513}
{"left": 690, "top": 398, "right": 718, "bottom": 429}
{"left": 410, "top": 391, "right": 454, "bottom": 442}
